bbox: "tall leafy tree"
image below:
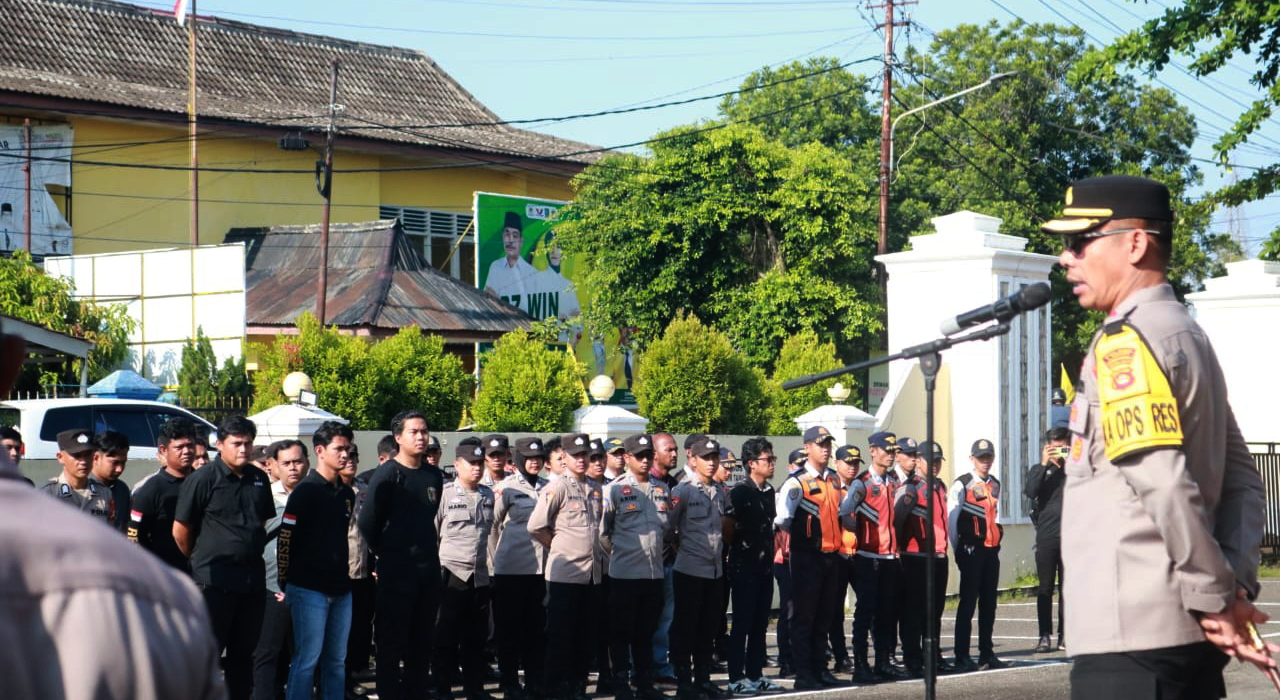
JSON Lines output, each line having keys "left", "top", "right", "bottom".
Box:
{"left": 556, "top": 122, "right": 882, "bottom": 371}
{"left": 177, "top": 326, "right": 252, "bottom": 408}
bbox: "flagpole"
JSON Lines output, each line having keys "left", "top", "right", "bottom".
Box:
{"left": 187, "top": 0, "right": 198, "bottom": 246}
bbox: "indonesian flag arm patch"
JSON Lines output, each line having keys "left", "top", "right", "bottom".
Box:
{"left": 1095, "top": 322, "right": 1184, "bottom": 462}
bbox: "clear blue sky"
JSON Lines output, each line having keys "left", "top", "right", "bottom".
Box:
{"left": 149, "top": 0, "right": 1279, "bottom": 253}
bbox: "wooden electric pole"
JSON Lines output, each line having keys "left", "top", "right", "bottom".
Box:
{"left": 871, "top": 0, "right": 915, "bottom": 257}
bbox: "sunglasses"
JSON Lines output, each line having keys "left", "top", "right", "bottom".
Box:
{"left": 1061, "top": 228, "right": 1164, "bottom": 256}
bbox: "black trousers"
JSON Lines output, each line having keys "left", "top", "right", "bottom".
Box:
{"left": 347, "top": 577, "right": 376, "bottom": 676}
{"left": 434, "top": 569, "right": 491, "bottom": 695}
{"left": 594, "top": 576, "right": 613, "bottom": 682}
{"left": 1071, "top": 642, "right": 1228, "bottom": 700}
{"left": 1034, "top": 541, "right": 1064, "bottom": 638}
{"left": 788, "top": 550, "right": 841, "bottom": 682}
{"left": 203, "top": 583, "right": 267, "bottom": 700}
{"left": 669, "top": 571, "right": 724, "bottom": 685}
{"left": 492, "top": 574, "right": 546, "bottom": 691}
{"left": 726, "top": 565, "right": 774, "bottom": 682}
{"left": 545, "top": 580, "right": 602, "bottom": 695}
{"left": 773, "top": 561, "right": 793, "bottom": 667}
{"left": 608, "top": 577, "right": 665, "bottom": 688}
{"left": 827, "top": 556, "right": 854, "bottom": 663}
{"left": 252, "top": 591, "right": 292, "bottom": 700}
{"left": 851, "top": 555, "right": 899, "bottom": 665}
{"left": 900, "top": 555, "right": 948, "bottom": 666}
{"left": 375, "top": 569, "right": 440, "bottom": 700}
{"left": 954, "top": 545, "right": 1000, "bottom": 661}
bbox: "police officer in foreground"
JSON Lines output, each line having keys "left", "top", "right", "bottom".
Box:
{"left": 492, "top": 437, "right": 549, "bottom": 700}
{"left": 1046, "top": 175, "right": 1270, "bottom": 698}
{"left": 601, "top": 433, "right": 671, "bottom": 700}
{"left": 948, "top": 439, "right": 1004, "bottom": 672}
{"left": 39, "top": 428, "right": 113, "bottom": 523}
{"left": 434, "top": 442, "right": 497, "bottom": 700}
{"left": 1024, "top": 426, "right": 1070, "bottom": 653}
{"left": 528, "top": 433, "right": 605, "bottom": 700}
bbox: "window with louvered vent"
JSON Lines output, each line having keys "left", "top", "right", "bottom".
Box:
{"left": 380, "top": 205, "right": 475, "bottom": 284}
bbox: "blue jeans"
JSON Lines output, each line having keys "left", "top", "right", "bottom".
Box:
{"left": 652, "top": 564, "right": 676, "bottom": 678}
{"left": 286, "top": 583, "right": 353, "bottom": 700}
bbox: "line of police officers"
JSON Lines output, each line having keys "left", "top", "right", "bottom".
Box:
{"left": 24, "top": 409, "right": 1015, "bottom": 700}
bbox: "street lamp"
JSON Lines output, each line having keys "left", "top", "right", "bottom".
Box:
{"left": 878, "top": 71, "right": 1016, "bottom": 255}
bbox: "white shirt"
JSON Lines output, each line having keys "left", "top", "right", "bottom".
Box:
{"left": 773, "top": 462, "right": 824, "bottom": 529}
{"left": 485, "top": 256, "right": 539, "bottom": 311}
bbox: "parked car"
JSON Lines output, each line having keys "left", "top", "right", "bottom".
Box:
{"left": 0, "top": 398, "right": 217, "bottom": 461}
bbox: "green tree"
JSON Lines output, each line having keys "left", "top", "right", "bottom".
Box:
{"left": 472, "top": 330, "right": 584, "bottom": 432}
{"left": 556, "top": 123, "right": 882, "bottom": 371}
{"left": 892, "top": 20, "right": 1226, "bottom": 370}
{"left": 767, "top": 330, "right": 845, "bottom": 435}
{"left": 633, "top": 313, "right": 768, "bottom": 434}
{"left": 0, "top": 250, "right": 133, "bottom": 393}
{"left": 250, "top": 313, "right": 470, "bottom": 431}
{"left": 177, "top": 326, "right": 252, "bottom": 408}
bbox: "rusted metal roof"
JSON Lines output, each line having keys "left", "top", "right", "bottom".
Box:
{"left": 0, "top": 0, "right": 601, "bottom": 164}
{"left": 227, "top": 220, "right": 530, "bottom": 337}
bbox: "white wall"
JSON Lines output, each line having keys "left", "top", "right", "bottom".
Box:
{"left": 43, "top": 243, "right": 246, "bottom": 386}
{"left": 1186, "top": 260, "right": 1280, "bottom": 443}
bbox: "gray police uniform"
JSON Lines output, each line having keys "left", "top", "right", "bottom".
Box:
{"left": 433, "top": 480, "right": 496, "bottom": 696}
{"left": 491, "top": 472, "right": 548, "bottom": 692}
{"left": 527, "top": 472, "right": 605, "bottom": 696}
{"left": 1063, "top": 284, "right": 1264, "bottom": 692}
{"left": 601, "top": 473, "right": 671, "bottom": 689}
{"left": 492, "top": 473, "right": 548, "bottom": 576}
{"left": 668, "top": 477, "right": 727, "bottom": 687}
{"left": 38, "top": 473, "right": 113, "bottom": 524}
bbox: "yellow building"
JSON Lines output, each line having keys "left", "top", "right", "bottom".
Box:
{"left": 0, "top": 0, "right": 594, "bottom": 277}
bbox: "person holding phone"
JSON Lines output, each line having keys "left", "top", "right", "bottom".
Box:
{"left": 1024, "top": 426, "right": 1070, "bottom": 653}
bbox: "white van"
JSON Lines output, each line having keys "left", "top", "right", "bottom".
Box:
{"left": 0, "top": 398, "right": 217, "bottom": 461}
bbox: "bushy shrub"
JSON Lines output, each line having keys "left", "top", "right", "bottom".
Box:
{"left": 472, "top": 330, "right": 585, "bottom": 432}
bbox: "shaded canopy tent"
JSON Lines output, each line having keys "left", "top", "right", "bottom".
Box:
{"left": 3, "top": 313, "right": 93, "bottom": 396}
{"left": 87, "top": 369, "right": 163, "bottom": 401}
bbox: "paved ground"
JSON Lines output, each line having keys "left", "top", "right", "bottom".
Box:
{"left": 358, "top": 578, "right": 1280, "bottom": 700}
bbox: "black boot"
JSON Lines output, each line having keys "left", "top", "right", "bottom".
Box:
{"left": 874, "top": 663, "right": 909, "bottom": 681}
{"left": 851, "top": 659, "right": 876, "bottom": 685}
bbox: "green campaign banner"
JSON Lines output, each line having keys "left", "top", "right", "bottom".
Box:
{"left": 474, "top": 192, "right": 634, "bottom": 402}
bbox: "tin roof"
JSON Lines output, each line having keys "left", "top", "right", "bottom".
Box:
{"left": 0, "top": 0, "right": 601, "bottom": 164}
{"left": 227, "top": 220, "right": 530, "bottom": 338}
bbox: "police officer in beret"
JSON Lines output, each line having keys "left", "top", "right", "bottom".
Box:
{"left": 601, "top": 434, "right": 671, "bottom": 700}
{"left": 1046, "top": 174, "right": 1269, "bottom": 698}
{"left": 947, "top": 439, "right": 1004, "bottom": 672}
{"left": 528, "top": 433, "right": 606, "bottom": 700}
{"left": 39, "top": 428, "right": 113, "bottom": 523}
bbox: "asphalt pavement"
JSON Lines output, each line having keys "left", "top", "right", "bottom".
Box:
{"left": 355, "top": 578, "right": 1280, "bottom": 700}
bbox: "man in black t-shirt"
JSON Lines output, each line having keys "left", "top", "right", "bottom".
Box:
{"left": 174, "top": 415, "right": 276, "bottom": 700}
{"left": 1024, "top": 426, "right": 1069, "bottom": 653}
{"left": 128, "top": 417, "right": 201, "bottom": 573}
{"left": 279, "top": 421, "right": 357, "bottom": 700}
{"left": 356, "top": 410, "right": 445, "bottom": 700}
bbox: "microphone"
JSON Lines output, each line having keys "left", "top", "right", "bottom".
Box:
{"left": 939, "top": 282, "right": 1052, "bottom": 336}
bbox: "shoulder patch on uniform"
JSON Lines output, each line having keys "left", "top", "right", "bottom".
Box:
{"left": 1094, "top": 323, "right": 1183, "bottom": 461}
{"left": 788, "top": 488, "right": 800, "bottom": 501}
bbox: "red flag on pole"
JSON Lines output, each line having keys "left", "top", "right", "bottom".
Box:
{"left": 174, "top": 0, "right": 190, "bottom": 25}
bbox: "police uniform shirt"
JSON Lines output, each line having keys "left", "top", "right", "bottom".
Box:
{"left": 128, "top": 469, "right": 192, "bottom": 573}
{"left": 348, "top": 470, "right": 374, "bottom": 580}
{"left": 600, "top": 473, "right": 670, "bottom": 580}
{"left": 436, "top": 480, "right": 496, "bottom": 586}
{"left": 491, "top": 473, "right": 547, "bottom": 576}
{"left": 356, "top": 460, "right": 445, "bottom": 577}
{"left": 1062, "top": 283, "right": 1265, "bottom": 656}
{"left": 262, "top": 481, "right": 290, "bottom": 594}
{"left": 38, "top": 472, "right": 113, "bottom": 524}
{"left": 173, "top": 457, "right": 276, "bottom": 593}
{"left": 727, "top": 478, "right": 775, "bottom": 572}
{"left": 669, "top": 478, "right": 726, "bottom": 579}
{"left": 527, "top": 474, "right": 605, "bottom": 584}
{"left": 840, "top": 470, "right": 896, "bottom": 559}
{"left": 90, "top": 474, "right": 132, "bottom": 534}
{"left": 278, "top": 470, "right": 356, "bottom": 596}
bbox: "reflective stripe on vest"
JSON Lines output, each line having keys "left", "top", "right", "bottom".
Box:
{"left": 789, "top": 474, "right": 842, "bottom": 553}
{"left": 854, "top": 473, "right": 895, "bottom": 555}
{"left": 959, "top": 475, "right": 1001, "bottom": 548}
{"left": 903, "top": 480, "right": 948, "bottom": 555}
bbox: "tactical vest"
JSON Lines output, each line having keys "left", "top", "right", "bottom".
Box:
{"left": 852, "top": 471, "right": 896, "bottom": 556}
{"left": 788, "top": 473, "right": 842, "bottom": 554}
{"left": 955, "top": 473, "right": 1002, "bottom": 548}
{"left": 901, "top": 477, "right": 948, "bottom": 556}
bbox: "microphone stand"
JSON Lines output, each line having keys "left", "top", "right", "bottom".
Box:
{"left": 782, "top": 321, "right": 1011, "bottom": 700}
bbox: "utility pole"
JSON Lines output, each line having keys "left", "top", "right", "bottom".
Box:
{"left": 316, "top": 59, "right": 340, "bottom": 325}
{"left": 23, "top": 118, "right": 31, "bottom": 253}
{"left": 871, "top": 0, "right": 915, "bottom": 257}
{"left": 187, "top": 0, "right": 199, "bottom": 246}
